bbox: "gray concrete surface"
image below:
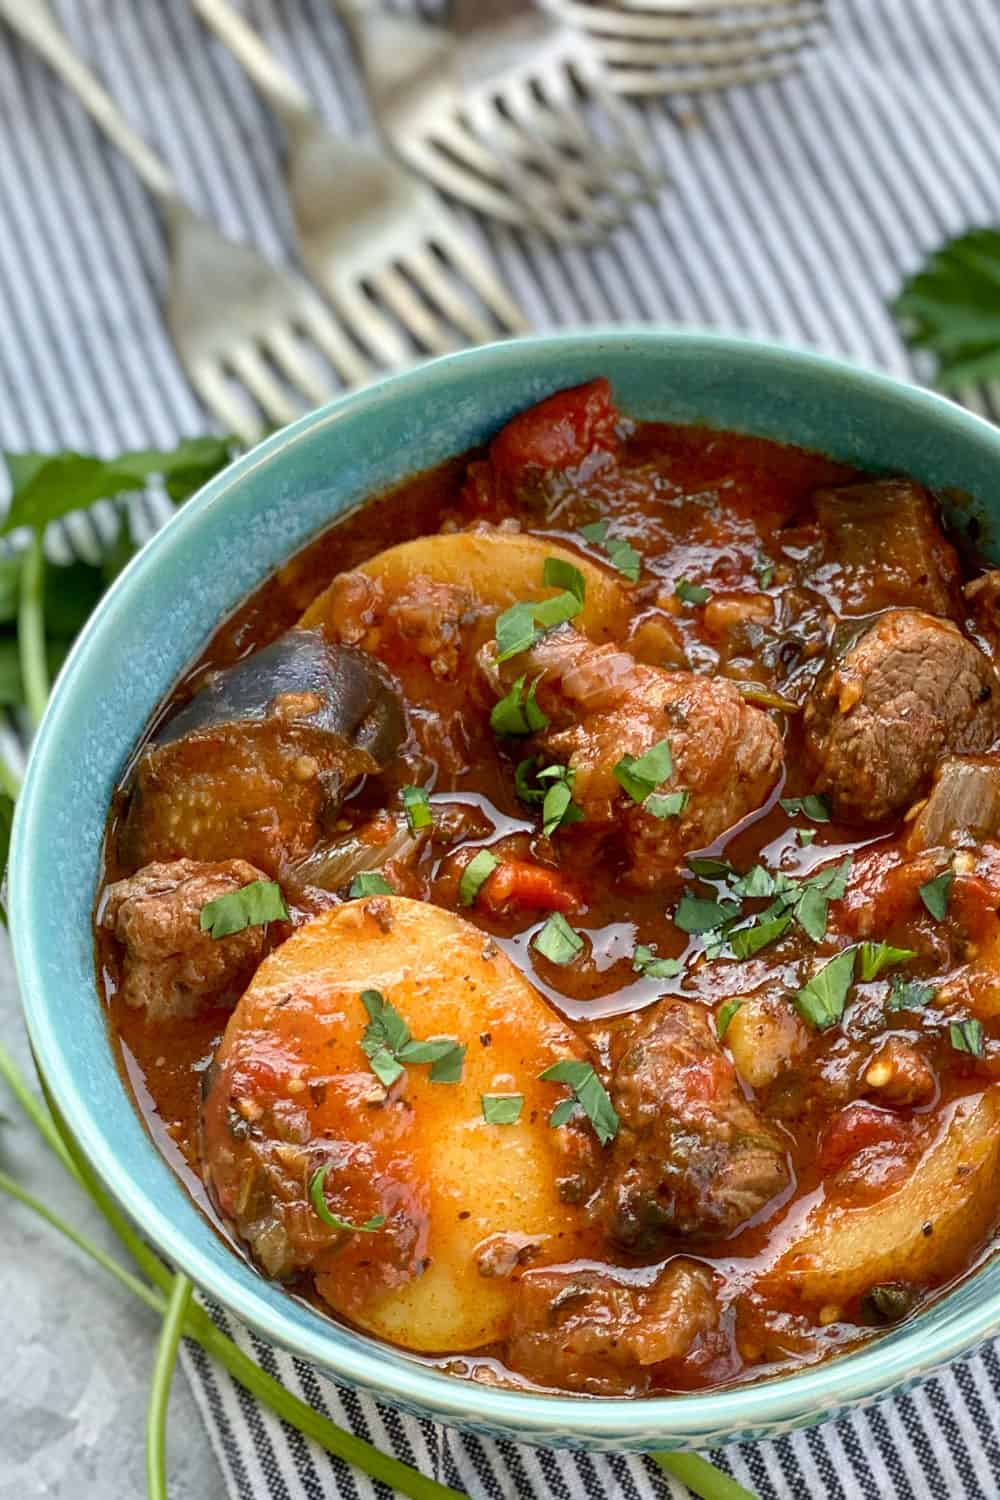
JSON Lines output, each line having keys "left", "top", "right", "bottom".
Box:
{"left": 0, "top": 943, "right": 224, "bottom": 1498}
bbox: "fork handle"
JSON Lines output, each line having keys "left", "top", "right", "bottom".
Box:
{"left": 0, "top": 0, "right": 177, "bottom": 205}
{"left": 191, "top": 0, "right": 314, "bottom": 137}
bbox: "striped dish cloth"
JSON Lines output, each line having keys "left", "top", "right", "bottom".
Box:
{"left": 2, "top": 0, "right": 1000, "bottom": 1495}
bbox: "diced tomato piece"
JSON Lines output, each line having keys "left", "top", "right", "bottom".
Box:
{"left": 490, "top": 379, "right": 620, "bottom": 486}
{"left": 816, "top": 1101, "right": 915, "bottom": 1176}
{"left": 482, "top": 858, "right": 580, "bottom": 915}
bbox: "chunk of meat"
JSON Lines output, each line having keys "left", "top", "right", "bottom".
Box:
{"left": 122, "top": 632, "right": 405, "bottom": 875}
{"left": 504, "top": 1260, "right": 719, "bottom": 1395}
{"left": 603, "top": 1000, "right": 791, "bottom": 1248}
{"left": 907, "top": 755, "right": 1000, "bottom": 851}
{"left": 482, "top": 628, "right": 783, "bottom": 886}
{"left": 811, "top": 478, "right": 961, "bottom": 618}
{"left": 804, "top": 610, "right": 1000, "bottom": 824}
{"left": 102, "top": 859, "right": 269, "bottom": 1019}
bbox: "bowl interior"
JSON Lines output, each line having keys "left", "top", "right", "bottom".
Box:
{"left": 11, "top": 330, "right": 1000, "bottom": 1449}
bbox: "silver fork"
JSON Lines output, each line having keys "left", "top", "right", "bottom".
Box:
{"left": 0, "top": 0, "right": 370, "bottom": 444}
{"left": 339, "top": 0, "right": 660, "bottom": 243}
{"left": 193, "top": 0, "right": 526, "bottom": 363}
{"left": 555, "top": 0, "right": 827, "bottom": 95}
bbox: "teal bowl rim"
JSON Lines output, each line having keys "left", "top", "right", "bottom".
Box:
{"left": 11, "top": 327, "right": 1000, "bottom": 1446}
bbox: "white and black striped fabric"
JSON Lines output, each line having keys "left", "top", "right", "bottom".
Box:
{"left": 3, "top": 1, "right": 1000, "bottom": 1495}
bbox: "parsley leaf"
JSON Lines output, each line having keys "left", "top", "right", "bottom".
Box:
{"left": 644, "top": 789, "right": 689, "bottom": 820}
{"left": 674, "top": 893, "right": 741, "bottom": 934}
{"left": 950, "top": 1018, "right": 984, "bottom": 1057}
{"left": 514, "top": 754, "right": 547, "bottom": 803}
{"left": 349, "top": 872, "right": 393, "bottom": 899}
{"left": 859, "top": 942, "right": 917, "bottom": 982}
{"left": 481, "top": 1094, "right": 523, "bottom": 1125}
{"left": 729, "top": 912, "right": 792, "bottom": 959}
{"left": 359, "top": 990, "right": 465, "bottom": 1085}
{"left": 893, "top": 228, "right": 1000, "bottom": 389}
{"left": 533, "top": 912, "right": 584, "bottom": 965}
{"left": 459, "top": 849, "right": 499, "bottom": 906}
{"left": 495, "top": 601, "right": 541, "bottom": 662}
{"left": 199, "top": 879, "right": 288, "bottom": 938}
{"left": 731, "top": 865, "right": 776, "bottom": 899}
{"left": 632, "top": 944, "right": 683, "bottom": 979}
{"left": 755, "top": 553, "right": 775, "bottom": 590}
{"left": 540, "top": 767, "right": 583, "bottom": 836}
{"left": 0, "top": 437, "right": 234, "bottom": 537}
{"left": 542, "top": 556, "right": 586, "bottom": 603}
{"left": 401, "top": 784, "right": 433, "bottom": 832}
{"left": 675, "top": 578, "right": 711, "bottom": 605}
{"left": 687, "top": 856, "right": 735, "bottom": 880}
{"left": 779, "top": 794, "right": 831, "bottom": 823}
{"left": 613, "top": 739, "right": 673, "bottom": 804}
{"left": 794, "top": 947, "right": 857, "bottom": 1030}
{"left": 532, "top": 591, "right": 583, "bottom": 630}
{"left": 886, "top": 976, "right": 937, "bottom": 1011}
{"left": 309, "top": 1163, "right": 385, "bottom": 1233}
{"left": 716, "top": 997, "right": 743, "bottom": 1040}
{"left": 490, "top": 672, "right": 549, "bottom": 737}
{"left": 578, "top": 520, "right": 641, "bottom": 582}
{"left": 920, "top": 868, "right": 954, "bottom": 921}
{"left": 539, "top": 1059, "right": 619, "bottom": 1145}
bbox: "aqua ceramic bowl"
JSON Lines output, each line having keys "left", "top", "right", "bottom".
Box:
{"left": 11, "top": 330, "right": 1000, "bottom": 1451}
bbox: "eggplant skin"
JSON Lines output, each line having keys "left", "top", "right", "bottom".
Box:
{"left": 157, "top": 630, "right": 404, "bottom": 771}
{"left": 120, "top": 632, "right": 407, "bottom": 874}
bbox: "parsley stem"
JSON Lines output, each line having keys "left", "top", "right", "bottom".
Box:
{"left": 18, "top": 529, "right": 49, "bottom": 729}
{"left": 652, "top": 1452, "right": 757, "bottom": 1500}
{"left": 0, "top": 1039, "right": 78, "bottom": 1178}
{"left": 146, "top": 1273, "right": 193, "bottom": 1500}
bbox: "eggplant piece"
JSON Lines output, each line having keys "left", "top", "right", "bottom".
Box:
{"left": 121, "top": 630, "right": 406, "bottom": 876}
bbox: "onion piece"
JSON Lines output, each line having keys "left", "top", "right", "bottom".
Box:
{"left": 286, "top": 816, "right": 424, "bottom": 892}
{"left": 735, "top": 681, "right": 801, "bottom": 714}
{"left": 908, "top": 756, "right": 1000, "bottom": 850}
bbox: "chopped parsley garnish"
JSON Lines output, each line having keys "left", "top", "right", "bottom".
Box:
{"left": 533, "top": 912, "right": 584, "bottom": 965}
{"left": 886, "top": 976, "right": 937, "bottom": 1011}
{"left": 862, "top": 1283, "right": 917, "bottom": 1325}
{"left": 755, "top": 553, "right": 775, "bottom": 589}
{"left": 779, "top": 794, "right": 831, "bottom": 823}
{"left": 613, "top": 739, "right": 674, "bottom": 804}
{"left": 481, "top": 1094, "right": 523, "bottom": 1125}
{"left": 490, "top": 672, "right": 549, "bottom": 737}
{"left": 920, "top": 868, "right": 954, "bottom": 921}
{"left": 309, "top": 1163, "right": 385, "bottom": 1233}
{"left": 538, "top": 765, "right": 584, "bottom": 837}
{"left": 539, "top": 1059, "right": 619, "bottom": 1145}
{"left": 458, "top": 849, "right": 499, "bottom": 907}
{"left": 578, "top": 519, "right": 641, "bottom": 582}
{"left": 858, "top": 942, "right": 917, "bottom": 983}
{"left": 495, "top": 600, "right": 542, "bottom": 662}
{"left": 797, "top": 828, "right": 816, "bottom": 846}
{"left": 950, "top": 1018, "right": 984, "bottom": 1057}
{"left": 515, "top": 754, "right": 547, "bottom": 803}
{"left": 199, "top": 879, "right": 288, "bottom": 939}
{"left": 716, "top": 997, "right": 743, "bottom": 1041}
{"left": 729, "top": 912, "right": 792, "bottom": 959}
{"left": 401, "top": 784, "right": 433, "bottom": 832}
{"left": 494, "top": 562, "right": 585, "bottom": 663}
{"left": 794, "top": 947, "right": 857, "bottom": 1030}
{"left": 674, "top": 893, "right": 742, "bottom": 934}
{"left": 632, "top": 944, "right": 683, "bottom": 979}
{"left": 542, "top": 556, "right": 586, "bottom": 603}
{"left": 687, "top": 856, "right": 735, "bottom": 880}
{"left": 675, "top": 578, "right": 711, "bottom": 605}
{"left": 644, "top": 789, "right": 689, "bottom": 820}
{"left": 731, "top": 865, "right": 777, "bottom": 899}
{"left": 348, "top": 872, "right": 393, "bottom": 899}
{"left": 359, "top": 988, "right": 466, "bottom": 1086}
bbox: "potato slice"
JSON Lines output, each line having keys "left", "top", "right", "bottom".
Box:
{"left": 203, "top": 896, "right": 599, "bottom": 1352}
{"left": 771, "top": 1090, "right": 1000, "bottom": 1306}
{"left": 300, "top": 529, "right": 630, "bottom": 644}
